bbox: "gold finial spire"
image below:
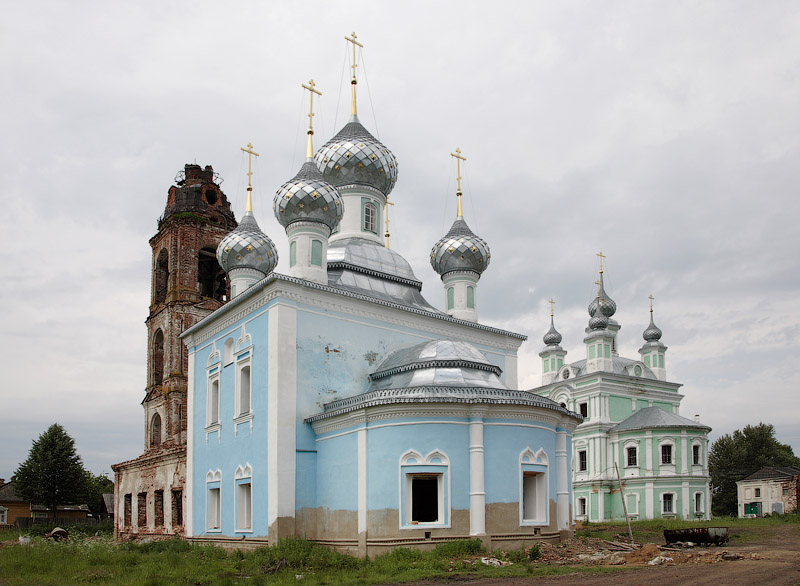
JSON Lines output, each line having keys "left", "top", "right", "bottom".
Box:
{"left": 548, "top": 298, "right": 556, "bottom": 318}
{"left": 649, "top": 293, "right": 655, "bottom": 313}
{"left": 240, "top": 142, "right": 260, "bottom": 212}
{"left": 384, "top": 195, "right": 395, "bottom": 248}
{"left": 597, "top": 251, "right": 606, "bottom": 273}
{"left": 450, "top": 147, "right": 467, "bottom": 217}
{"left": 595, "top": 279, "right": 601, "bottom": 298}
{"left": 302, "top": 79, "right": 322, "bottom": 159}
{"left": 345, "top": 32, "right": 363, "bottom": 116}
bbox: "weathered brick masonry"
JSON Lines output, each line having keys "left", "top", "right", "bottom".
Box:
{"left": 113, "top": 164, "right": 236, "bottom": 539}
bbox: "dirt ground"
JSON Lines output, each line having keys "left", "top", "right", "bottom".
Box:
{"left": 410, "top": 524, "right": 800, "bottom": 586}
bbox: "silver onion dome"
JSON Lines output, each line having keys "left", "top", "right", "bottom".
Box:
{"left": 643, "top": 312, "right": 663, "bottom": 342}
{"left": 274, "top": 160, "right": 343, "bottom": 231}
{"left": 589, "top": 304, "right": 609, "bottom": 330}
{"left": 430, "top": 217, "right": 491, "bottom": 277}
{"left": 543, "top": 316, "right": 563, "bottom": 346}
{"left": 314, "top": 115, "right": 398, "bottom": 196}
{"left": 216, "top": 212, "right": 278, "bottom": 275}
{"left": 588, "top": 272, "right": 617, "bottom": 318}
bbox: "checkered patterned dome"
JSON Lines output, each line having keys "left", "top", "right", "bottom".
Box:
{"left": 216, "top": 212, "right": 278, "bottom": 275}
{"left": 274, "top": 161, "right": 343, "bottom": 231}
{"left": 314, "top": 115, "right": 398, "bottom": 196}
{"left": 587, "top": 272, "right": 617, "bottom": 318}
{"left": 430, "top": 217, "right": 490, "bottom": 277}
{"left": 643, "top": 312, "right": 663, "bottom": 342}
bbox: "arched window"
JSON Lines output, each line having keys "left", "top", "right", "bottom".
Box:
{"left": 289, "top": 241, "right": 297, "bottom": 267}
{"left": 363, "top": 202, "right": 378, "bottom": 234}
{"left": 238, "top": 365, "right": 251, "bottom": 415}
{"left": 150, "top": 413, "right": 162, "bottom": 447}
{"left": 223, "top": 338, "right": 234, "bottom": 366}
{"left": 447, "top": 287, "right": 455, "bottom": 310}
{"left": 467, "top": 286, "right": 475, "bottom": 309}
{"left": 198, "top": 247, "right": 226, "bottom": 301}
{"left": 311, "top": 240, "right": 323, "bottom": 267}
{"left": 154, "top": 249, "right": 169, "bottom": 304}
{"left": 153, "top": 330, "right": 164, "bottom": 385}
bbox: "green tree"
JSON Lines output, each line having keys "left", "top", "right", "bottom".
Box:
{"left": 709, "top": 423, "right": 800, "bottom": 516}
{"left": 82, "top": 471, "right": 113, "bottom": 517}
{"left": 12, "top": 424, "right": 88, "bottom": 519}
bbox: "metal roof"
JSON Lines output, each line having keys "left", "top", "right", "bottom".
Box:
{"left": 742, "top": 466, "right": 800, "bottom": 481}
{"left": 610, "top": 406, "right": 711, "bottom": 433}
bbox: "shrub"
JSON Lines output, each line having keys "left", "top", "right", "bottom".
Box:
{"left": 432, "top": 538, "right": 485, "bottom": 558}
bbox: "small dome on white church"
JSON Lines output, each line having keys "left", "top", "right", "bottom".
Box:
{"left": 543, "top": 316, "right": 563, "bottom": 346}
{"left": 643, "top": 311, "right": 663, "bottom": 342}
{"left": 587, "top": 272, "right": 617, "bottom": 318}
{"left": 216, "top": 212, "right": 278, "bottom": 276}
{"left": 430, "top": 217, "right": 491, "bottom": 277}
{"left": 588, "top": 304, "right": 609, "bottom": 330}
{"left": 274, "top": 161, "right": 343, "bottom": 231}
{"left": 314, "top": 115, "right": 398, "bottom": 196}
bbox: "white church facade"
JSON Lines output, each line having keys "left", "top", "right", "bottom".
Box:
{"left": 179, "top": 40, "right": 581, "bottom": 556}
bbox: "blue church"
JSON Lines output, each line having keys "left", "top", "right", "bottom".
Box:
{"left": 181, "top": 40, "right": 581, "bottom": 556}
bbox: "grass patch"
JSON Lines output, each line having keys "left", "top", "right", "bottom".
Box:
{"left": 2, "top": 519, "right": 794, "bottom": 586}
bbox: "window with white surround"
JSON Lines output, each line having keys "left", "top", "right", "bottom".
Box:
{"left": 626, "top": 446, "right": 638, "bottom": 467}
{"left": 662, "top": 493, "right": 675, "bottom": 515}
{"left": 236, "top": 360, "right": 251, "bottom": 417}
{"left": 223, "top": 337, "right": 234, "bottom": 366}
{"left": 0, "top": 506, "right": 7, "bottom": 524}
{"left": 659, "top": 438, "right": 675, "bottom": 466}
{"left": 363, "top": 201, "right": 378, "bottom": 234}
{"left": 578, "top": 449, "right": 588, "bottom": 472}
{"left": 694, "top": 492, "right": 704, "bottom": 516}
{"left": 207, "top": 376, "right": 220, "bottom": 427}
{"left": 577, "top": 497, "right": 587, "bottom": 517}
{"left": 755, "top": 488, "right": 761, "bottom": 498}
{"left": 692, "top": 443, "right": 701, "bottom": 465}
{"left": 235, "top": 464, "right": 253, "bottom": 532}
{"left": 206, "top": 470, "right": 222, "bottom": 531}
{"left": 579, "top": 402, "right": 588, "bottom": 418}
{"left": 400, "top": 450, "right": 449, "bottom": 528}
{"left": 520, "top": 448, "right": 548, "bottom": 525}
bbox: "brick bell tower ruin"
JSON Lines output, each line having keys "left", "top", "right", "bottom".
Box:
{"left": 113, "top": 164, "right": 237, "bottom": 538}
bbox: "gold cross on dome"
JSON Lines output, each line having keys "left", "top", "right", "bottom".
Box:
{"left": 450, "top": 147, "right": 467, "bottom": 217}
{"left": 240, "top": 142, "right": 260, "bottom": 212}
{"left": 384, "top": 195, "right": 395, "bottom": 248}
{"left": 649, "top": 293, "right": 655, "bottom": 312}
{"left": 345, "top": 32, "right": 363, "bottom": 115}
{"left": 548, "top": 298, "right": 555, "bottom": 317}
{"left": 595, "top": 279, "right": 601, "bottom": 298}
{"left": 302, "top": 80, "right": 322, "bottom": 157}
{"left": 596, "top": 251, "right": 606, "bottom": 273}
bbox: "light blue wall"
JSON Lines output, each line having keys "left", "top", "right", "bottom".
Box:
{"left": 189, "top": 304, "right": 272, "bottom": 536}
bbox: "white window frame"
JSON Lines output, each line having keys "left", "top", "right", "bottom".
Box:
{"left": 206, "top": 469, "right": 222, "bottom": 532}
{"left": 661, "top": 492, "right": 676, "bottom": 516}
{"left": 206, "top": 370, "right": 221, "bottom": 434}
{"left": 234, "top": 350, "right": 254, "bottom": 425}
{"left": 519, "top": 448, "right": 549, "bottom": 525}
{"left": 625, "top": 492, "right": 639, "bottom": 517}
{"left": 625, "top": 443, "right": 638, "bottom": 468}
{"left": 694, "top": 491, "right": 704, "bottom": 516}
{"left": 577, "top": 449, "right": 588, "bottom": 472}
{"left": 659, "top": 438, "right": 676, "bottom": 467}
{"left": 576, "top": 496, "right": 588, "bottom": 518}
{"left": 234, "top": 464, "right": 253, "bottom": 532}
{"left": 223, "top": 337, "right": 234, "bottom": 366}
{"left": 692, "top": 441, "right": 702, "bottom": 466}
{"left": 399, "top": 450, "right": 450, "bottom": 529}
{"left": 0, "top": 506, "right": 7, "bottom": 524}
{"left": 363, "top": 201, "right": 378, "bottom": 234}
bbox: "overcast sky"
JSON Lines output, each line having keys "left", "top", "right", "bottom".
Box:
{"left": 2, "top": 1, "right": 799, "bottom": 481}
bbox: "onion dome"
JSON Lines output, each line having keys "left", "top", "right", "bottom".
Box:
{"left": 643, "top": 311, "right": 663, "bottom": 342}
{"left": 314, "top": 115, "right": 398, "bottom": 196}
{"left": 543, "top": 316, "right": 563, "bottom": 346}
{"left": 587, "top": 272, "right": 617, "bottom": 318}
{"left": 589, "top": 303, "right": 609, "bottom": 330}
{"left": 430, "top": 217, "right": 491, "bottom": 277}
{"left": 274, "top": 160, "right": 343, "bottom": 231}
{"left": 216, "top": 211, "right": 278, "bottom": 275}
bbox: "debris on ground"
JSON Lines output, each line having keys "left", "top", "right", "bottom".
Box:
{"left": 480, "top": 557, "right": 511, "bottom": 567}
{"left": 45, "top": 527, "right": 69, "bottom": 541}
